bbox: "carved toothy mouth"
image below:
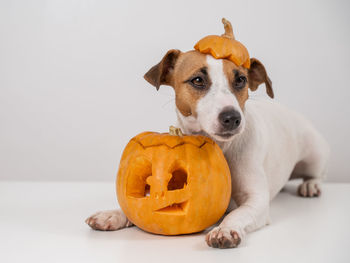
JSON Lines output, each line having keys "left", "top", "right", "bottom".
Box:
{"left": 154, "top": 201, "right": 189, "bottom": 215}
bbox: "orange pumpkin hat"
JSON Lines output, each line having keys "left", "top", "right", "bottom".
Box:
{"left": 194, "top": 18, "right": 250, "bottom": 69}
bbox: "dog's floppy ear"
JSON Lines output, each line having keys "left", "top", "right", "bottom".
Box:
{"left": 248, "top": 58, "right": 274, "bottom": 98}
{"left": 144, "top": 49, "right": 181, "bottom": 90}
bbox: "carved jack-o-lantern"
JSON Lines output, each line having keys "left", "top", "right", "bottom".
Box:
{"left": 116, "top": 127, "right": 231, "bottom": 235}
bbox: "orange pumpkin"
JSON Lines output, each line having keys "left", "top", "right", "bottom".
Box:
{"left": 116, "top": 127, "right": 231, "bottom": 235}
{"left": 194, "top": 18, "right": 250, "bottom": 68}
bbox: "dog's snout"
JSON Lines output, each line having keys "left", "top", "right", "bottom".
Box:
{"left": 218, "top": 109, "right": 241, "bottom": 130}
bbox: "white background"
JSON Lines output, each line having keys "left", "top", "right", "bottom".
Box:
{"left": 1, "top": 0, "right": 349, "bottom": 182}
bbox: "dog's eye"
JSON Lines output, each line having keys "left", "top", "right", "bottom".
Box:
{"left": 235, "top": 76, "right": 247, "bottom": 89}
{"left": 190, "top": 76, "right": 205, "bottom": 89}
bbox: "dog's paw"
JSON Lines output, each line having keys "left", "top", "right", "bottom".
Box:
{"left": 85, "top": 209, "right": 133, "bottom": 231}
{"left": 205, "top": 227, "right": 241, "bottom": 249}
{"left": 298, "top": 180, "right": 321, "bottom": 197}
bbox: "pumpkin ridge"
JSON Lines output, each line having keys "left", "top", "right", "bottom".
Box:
{"left": 131, "top": 138, "right": 210, "bottom": 149}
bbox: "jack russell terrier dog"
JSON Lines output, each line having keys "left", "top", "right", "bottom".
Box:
{"left": 86, "top": 48, "right": 329, "bottom": 249}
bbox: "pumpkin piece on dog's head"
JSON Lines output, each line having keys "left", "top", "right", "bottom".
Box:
{"left": 194, "top": 18, "right": 250, "bottom": 69}
{"left": 116, "top": 127, "right": 232, "bottom": 235}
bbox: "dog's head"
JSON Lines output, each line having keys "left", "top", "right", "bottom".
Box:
{"left": 144, "top": 49, "right": 273, "bottom": 142}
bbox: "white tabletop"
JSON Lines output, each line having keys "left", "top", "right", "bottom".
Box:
{"left": 1, "top": 181, "right": 349, "bottom": 263}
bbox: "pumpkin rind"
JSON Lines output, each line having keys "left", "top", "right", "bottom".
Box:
{"left": 116, "top": 131, "right": 231, "bottom": 235}
{"left": 194, "top": 18, "right": 250, "bottom": 68}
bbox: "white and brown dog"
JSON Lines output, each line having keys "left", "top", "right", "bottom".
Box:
{"left": 86, "top": 49, "right": 329, "bottom": 249}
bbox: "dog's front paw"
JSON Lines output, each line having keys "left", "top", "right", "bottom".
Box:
{"left": 85, "top": 209, "right": 132, "bottom": 231}
{"left": 205, "top": 227, "right": 241, "bottom": 249}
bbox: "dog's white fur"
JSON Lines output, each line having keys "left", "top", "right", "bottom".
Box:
{"left": 86, "top": 55, "right": 329, "bottom": 249}
{"left": 178, "top": 56, "right": 329, "bottom": 247}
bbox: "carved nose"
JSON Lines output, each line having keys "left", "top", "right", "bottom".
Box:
{"left": 218, "top": 109, "right": 241, "bottom": 130}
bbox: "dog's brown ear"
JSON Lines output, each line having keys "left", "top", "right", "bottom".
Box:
{"left": 144, "top": 49, "right": 181, "bottom": 90}
{"left": 248, "top": 58, "right": 274, "bottom": 98}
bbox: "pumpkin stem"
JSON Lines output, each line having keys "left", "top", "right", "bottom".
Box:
{"left": 169, "top": 126, "right": 183, "bottom": 136}
{"left": 221, "top": 18, "right": 235, "bottom": 40}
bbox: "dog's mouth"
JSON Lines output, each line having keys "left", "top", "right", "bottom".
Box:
{"left": 191, "top": 130, "right": 235, "bottom": 141}
{"left": 190, "top": 129, "right": 240, "bottom": 141}
{"left": 214, "top": 122, "right": 245, "bottom": 141}
{"left": 215, "top": 132, "right": 235, "bottom": 139}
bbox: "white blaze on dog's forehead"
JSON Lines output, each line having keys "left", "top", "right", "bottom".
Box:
{"left": 204, "top": 56, "right": 241, "bottom": 109}
{"left": 194, "top": 55, "right": 242, "bottom": 135}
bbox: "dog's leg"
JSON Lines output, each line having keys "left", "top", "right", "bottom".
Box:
{"left": 294, "top": 134, "right": 329, "bottom": 198}
{"left": 296, "top": 162, "right": 328, "bottom": 197}
{"left": 206, "top": 190, "right": 269, "bottom": 249}
{"left": 85, "top": 209, "right": 133, "bottom": 231}
{"left": 292, "top": 167, "right": 323, "bottom": 197}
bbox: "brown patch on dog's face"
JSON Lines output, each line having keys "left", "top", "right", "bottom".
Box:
{"left": 172, "top": 51, "right": 211, "bottom": 117}
{"left": 222, "top": 59, "right": 249, "bottom": 111}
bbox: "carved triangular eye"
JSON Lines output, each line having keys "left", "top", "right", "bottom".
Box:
{"left": 167, "top": 169, "right": 187, "bottom": 191}
{"left": 126, "top": 157, "right": 152, "bottom": 198}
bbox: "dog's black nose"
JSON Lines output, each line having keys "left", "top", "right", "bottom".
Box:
{"left": 218, "top": 109, "right": 241, "bottom": 130}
